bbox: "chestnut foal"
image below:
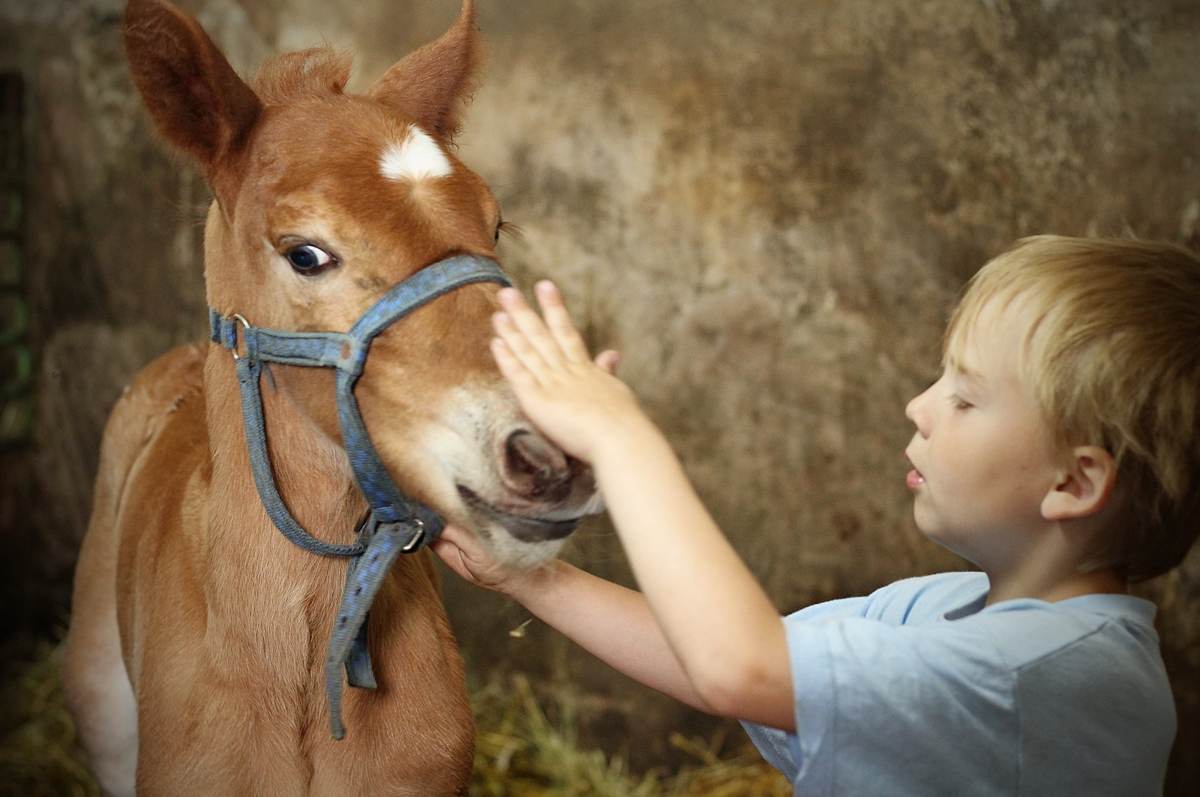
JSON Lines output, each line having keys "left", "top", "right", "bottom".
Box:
{"left": 61, "top": 1, "right": 597, "bottom": 794}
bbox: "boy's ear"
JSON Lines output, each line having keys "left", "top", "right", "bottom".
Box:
{"left": 1041, "top": 445, "right": 1117, "bottom": 521}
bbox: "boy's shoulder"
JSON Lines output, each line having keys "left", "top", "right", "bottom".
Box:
{"left": 859, "top": 570, "right": 989, "bottom": 623}
{"left": 858, "top": 572, "right": 1162, "bottom": 674}
{"left": 963, "top": 591, "right": 1161, "bottom": 673}
{"left": 876, "top": 569, "right": 987, "bottom": 597}
{"left": 784, "top": 571, "right": 986, "bottom": 626}
{"left": 793, "top": 572, "right": 1163, "bottom": 676}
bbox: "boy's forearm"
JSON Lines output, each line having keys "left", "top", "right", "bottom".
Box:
{"left": 508, "top": 561, "right": 714, "bottom": 712}
{"left": 591, "top": 419, "right": 791, "bottom": 719}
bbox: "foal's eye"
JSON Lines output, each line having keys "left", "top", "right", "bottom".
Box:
{"left": 285, "top": 244, "right": 335, "bottom": 275}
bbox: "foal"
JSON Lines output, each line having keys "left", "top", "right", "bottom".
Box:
{"left": 62, "top": 1, "right": 597, "bottom": 794}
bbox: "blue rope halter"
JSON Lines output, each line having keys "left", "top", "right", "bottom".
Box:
{"left": 209, "top": 253, "right": 510, "bottom": 739}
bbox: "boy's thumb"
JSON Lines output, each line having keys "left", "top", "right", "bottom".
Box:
{"left": 595, "top": 349, "right": 621, "bottom": 374}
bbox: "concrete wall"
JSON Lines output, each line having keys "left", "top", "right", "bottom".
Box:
{"left": 2, "top": 0, "right": 1198, "bottom": 788}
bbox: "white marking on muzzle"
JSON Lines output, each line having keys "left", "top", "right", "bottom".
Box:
{"left": 411, "top": 385, "right": 586, "bottom": 569}
{"left": 379, "top": 125, "right": 452, "bottom": 182}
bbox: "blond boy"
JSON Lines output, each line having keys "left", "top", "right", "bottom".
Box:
{"left": 433, "top": 235, "right": 1199, "bottom": 795}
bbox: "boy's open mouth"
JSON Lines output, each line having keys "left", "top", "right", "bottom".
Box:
{"left": 904, "top": 451, "right": 925, "bottom": 489}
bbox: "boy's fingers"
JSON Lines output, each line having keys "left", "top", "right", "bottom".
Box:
{"left": 491, "top": 337, "right": 542, "bottom": 390}
{"left": 493, "top": 312, "right": 549, "bottom": 382}
{"left": 535, "top": 281, "right": 590, "bottom": 363}
{"left": 594, "top": 349, "right": 621, "bottom": 374}
{"left": 498, "top": 287, "right": 565, "bottom": 368}
{"left": 437, "top": 523, "right": 472, "bottom": 548}
{"left": 436, "top": 525, "right": 486, "bottom": 563}
{"left": 432, "top": 539, "right": 487, "bottom": 586}
{"left": 430, "top": 537, "right": 466, "bottom": 574}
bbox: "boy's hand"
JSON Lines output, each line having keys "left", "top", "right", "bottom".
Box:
{"left": 492, "top": 280, "right": 645, "bottom": 464}
{"left": 431, "top": 523, "right": 549, "bottom": 597}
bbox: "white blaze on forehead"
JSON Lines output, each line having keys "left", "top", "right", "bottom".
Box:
{"left": 379, "top": 125, "right": 452, "bottom": 182}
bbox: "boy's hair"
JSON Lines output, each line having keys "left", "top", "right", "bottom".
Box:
{"left": 944, "top": 235, "right": 1200, "bottom": 582}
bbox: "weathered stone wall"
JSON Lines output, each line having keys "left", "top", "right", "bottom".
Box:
{"left": 2, "top": 0, "right": 1198, "bottom": 789}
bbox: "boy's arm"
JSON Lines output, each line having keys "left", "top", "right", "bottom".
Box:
{"left": 589, "top": 420, "right": 794, "bottom": 730}
{"left": 436, "top": 531, "right": 715, "bottom": 712}
{"left": 458, "top": 281, "right": 795, "bottom": 731}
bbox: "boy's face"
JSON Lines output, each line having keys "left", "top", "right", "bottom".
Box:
{"left": 903, "top": 298, "right": 1066, "bottom": 569}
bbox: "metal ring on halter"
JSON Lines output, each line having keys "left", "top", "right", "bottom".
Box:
{"left": 230, "top": 314, "right": 251, "bottom": 361}
{"left": 400, "top": 518, "right": 426, "bottom": 553}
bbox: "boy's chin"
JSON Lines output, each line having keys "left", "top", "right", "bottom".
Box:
{"left": 911, "top": 503, "right": 941, "bottom": 541}
{"left": 913, "top": 512, "right": 982, "bottom": 566}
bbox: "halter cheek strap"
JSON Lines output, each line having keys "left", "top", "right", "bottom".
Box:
{"left": 209, "top": 254, "right": 510, "bottom": 739}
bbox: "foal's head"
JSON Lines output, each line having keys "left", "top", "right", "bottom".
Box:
{"left": 124, "top": 0, "right": 598, "bottom": 566}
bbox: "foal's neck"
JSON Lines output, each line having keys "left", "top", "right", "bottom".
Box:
{"left": 202, "top": 348, "right": 366, "bottom": 560}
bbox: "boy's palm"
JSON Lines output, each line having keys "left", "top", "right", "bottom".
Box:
{"left": 431, "top": 524, "right": 536, "bottom": 594}
{"left": 491, "top": 282, "right": 635, "bottom": 464}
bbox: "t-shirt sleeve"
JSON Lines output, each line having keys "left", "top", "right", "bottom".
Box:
{"left": 740, "top": 595, "right": 873, "bottom": 781}
{"left": 762, "top": 615, "right": 1015, "bottom": 793}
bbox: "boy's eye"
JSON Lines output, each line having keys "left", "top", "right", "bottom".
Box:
{"left": 947, "top": 394, "right": 973, "bottom": 410}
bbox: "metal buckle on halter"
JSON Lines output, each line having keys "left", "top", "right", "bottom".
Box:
{"left": 229, "top": 314, "right": 252, "bottom": 361}
{"left": 400, "top": 517, "right": 426, "bottom": 553}
{"left": 356, "top": 513, "right": 427, "bottom": 553}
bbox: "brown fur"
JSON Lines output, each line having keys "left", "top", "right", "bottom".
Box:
{"left": 61, "top": 1, "right": 527, "bottom": 794}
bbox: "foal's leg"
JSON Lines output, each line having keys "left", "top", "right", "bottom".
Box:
{"left": 62, "top": 363, "right": 185, "bottom": 796}
{"left": 62, "top": 496, "right": 137, "bottom": 796}
{"left": 64, "top": 345, "right": 208, "bottom": 795}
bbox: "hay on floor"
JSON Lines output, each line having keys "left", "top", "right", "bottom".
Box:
{"left": 0, "top": 641, "right": 790, "bottom": 796}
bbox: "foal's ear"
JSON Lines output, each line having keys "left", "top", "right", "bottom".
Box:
{"left": 368, "top": 0, "right": 480, "bottom": 141}
{"left": 123, "top": 0, "right": 262, "bottom": 169}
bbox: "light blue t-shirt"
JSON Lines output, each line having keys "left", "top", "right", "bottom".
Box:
{"left": 742, "top": 572, "right": 1174, "bottom": 796}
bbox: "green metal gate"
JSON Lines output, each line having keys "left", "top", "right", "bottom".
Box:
{"left": 1, "top": 73, "right": 30, "bottom": 447}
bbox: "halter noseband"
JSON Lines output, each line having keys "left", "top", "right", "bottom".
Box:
{"left": 209, "top": 253, "right": 510, "bottom": 739}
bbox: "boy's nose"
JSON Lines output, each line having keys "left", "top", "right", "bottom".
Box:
{"left": 905, "top": 389, "right": 931, "bottom": 438}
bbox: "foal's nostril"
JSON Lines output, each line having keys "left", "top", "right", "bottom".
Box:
{"left": 503, "top": 430, "right": 572, "bottom": 501}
